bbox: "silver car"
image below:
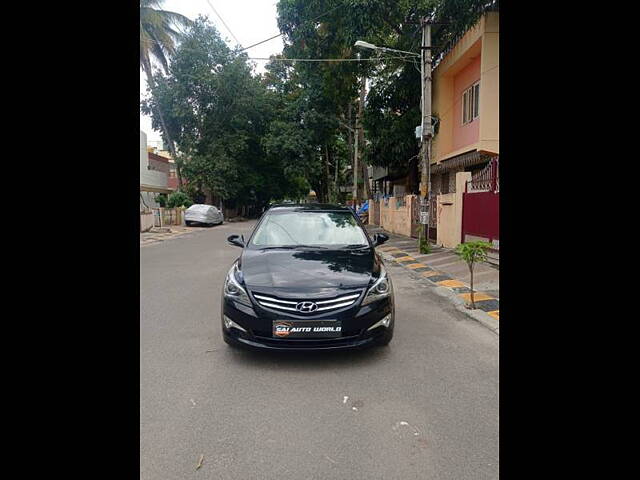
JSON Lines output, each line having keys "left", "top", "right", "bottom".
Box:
{"left": 184, "top": 204, "right": 224, "bottom": 227}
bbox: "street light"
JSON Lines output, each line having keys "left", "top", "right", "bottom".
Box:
{"left": 354, "top": 40, "right": 420, "bottom": 58}
{"left": 355, "top": 33, "right": 432, "bottom": 249}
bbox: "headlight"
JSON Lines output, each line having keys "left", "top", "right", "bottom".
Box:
{"left": 362, "top": 264, "right": 391, "bottom": 306}
{"left": 224, "top": 263, "right": 251, "bottom": 307}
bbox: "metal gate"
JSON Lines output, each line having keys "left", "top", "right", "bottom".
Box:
{"left": 462, "top": 157, "right": 499, "bottom": 244}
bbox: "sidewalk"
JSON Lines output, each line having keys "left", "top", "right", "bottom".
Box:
{"left": 140, "top": 226, "right": 204, "bottom": 247}
{"left": 366, "top": 224, "right": 499, "bottom": 329}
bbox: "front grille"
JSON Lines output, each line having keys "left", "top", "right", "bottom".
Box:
{"left": 251, "top": 291, "right": 362, "bottom": 314}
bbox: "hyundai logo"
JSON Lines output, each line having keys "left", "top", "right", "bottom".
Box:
{"left": 296, "top": 301, "right": 318, "bottom": 313}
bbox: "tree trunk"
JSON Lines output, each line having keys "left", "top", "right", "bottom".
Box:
{"left": 143, "top": 67, "right": 183, "bottom": 191}
{"left": 469, "top": 263, "right": 475, "bottom": 309}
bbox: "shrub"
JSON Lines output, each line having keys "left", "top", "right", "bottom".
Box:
{"left": 156, "top": 194, "right": 167, "bottom": 208}
{"left": 166, "top": 191, "right": 193, "bottom": 208}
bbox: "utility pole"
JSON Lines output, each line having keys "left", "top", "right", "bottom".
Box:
{"left": 357, "top": 76, "right": 367, "bottom": 203}
{"left": 353, "top": 108, "right": 359, "bottom": 206}
{"left": 419, "top": 18, "right": 433, "bottom": 248}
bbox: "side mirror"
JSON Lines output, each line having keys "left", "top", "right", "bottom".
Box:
{"left": 227, "top": 234, "right": 245, "bottom": 248}
{"left": 373, "top": 233, "right": 389, "bottom": 246}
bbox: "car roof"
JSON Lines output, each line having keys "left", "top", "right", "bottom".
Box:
{"left": 267, "top": 203, "right": 352, "bottom": 212}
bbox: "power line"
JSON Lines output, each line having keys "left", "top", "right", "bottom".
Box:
{"left": 204, "top": 0, "right": 243, "bottom": 47}
{"left": 247, "top": 56, "right": 411, "bottom": 62}
{"left": 237, "top": 3, "right": 344, "bottom": 53}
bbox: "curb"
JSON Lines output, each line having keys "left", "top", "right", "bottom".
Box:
{"left": 140, "top": 227, "right": 205, "bottom": 247}
{"left": 377, "top": 247, "right": 499, "bottom": 334}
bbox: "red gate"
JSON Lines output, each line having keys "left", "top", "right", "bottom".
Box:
{"left": 462, "top": 157, "right": 499, "bottom": 244}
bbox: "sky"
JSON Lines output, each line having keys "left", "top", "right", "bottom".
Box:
{"left": 140, "top": 0, "right": 284, "bottom": 147}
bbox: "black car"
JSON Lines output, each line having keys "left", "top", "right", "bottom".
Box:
{"left": 221, "top": 203, "right": 393, "bottom": 351}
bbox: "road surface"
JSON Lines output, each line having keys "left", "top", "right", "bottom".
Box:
{"left": 140, "top": 219, "right": 498, "bottom": 479}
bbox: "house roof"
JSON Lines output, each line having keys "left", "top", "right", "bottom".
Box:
{"left": 148, "top": 152, "right": 170, "bottom": 163}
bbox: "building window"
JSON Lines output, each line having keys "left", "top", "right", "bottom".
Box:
{"left": 462, "top": 82, "right": 480, "bottom": 125}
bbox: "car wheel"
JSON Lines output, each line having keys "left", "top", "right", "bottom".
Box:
{"left": 185, "top": 221, "right": 192, "bottom": 226}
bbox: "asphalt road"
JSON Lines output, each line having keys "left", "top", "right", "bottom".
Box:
{"left": 140, "top": 220, "right": 499, "bottom": 480}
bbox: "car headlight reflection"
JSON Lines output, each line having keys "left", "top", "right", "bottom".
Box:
{"left": 224, "top": 263, "right": 252, "bottom": 307}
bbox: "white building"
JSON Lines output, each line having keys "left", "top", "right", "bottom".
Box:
{"left": 140, "top": 130, "right": 172, "bottom": 211}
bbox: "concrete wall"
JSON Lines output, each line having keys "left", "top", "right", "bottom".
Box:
{"left": 478, "top": 12, "right": 499, "bottom": 155}
{"left": 452, "top": 55, "right": 481, "bottom": 151}
{"left": 436, "top": 172, "right": 471, "bottom": 248}
{"left": 432, "top": 11, "right": 499, "bottom": 163}
{"left": 378, "top": 196, "right": 414, "bottom": 237}
{"left": 368, "top": 200, "right": 379, "bottom": 225}
{"left": 140, "top": 212, "right": 154, "bottom": 232}
{"left": 140, "top": 131, "right": 168, "bottom": 189}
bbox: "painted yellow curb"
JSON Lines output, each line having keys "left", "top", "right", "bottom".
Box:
{"left": 421, "top": 270, "right": 440, "bottom": 277}
{"left": 395, "top": 256, "right": 415, "bottom": 262}
{"left": 487, "top": 310, "right": 499, "bottom": 320}
{"left": 458, "top": 292, "right": 495, "bottom": 302}
{"left": 437, "top": 279, "right": 467, "bottom": 288}
{"left": 407, "top": 263, "right": 427, "bottom": 269}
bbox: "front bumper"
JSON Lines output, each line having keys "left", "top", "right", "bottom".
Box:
{"left": 221, "top": 292, "right": 394, "bottom": 351}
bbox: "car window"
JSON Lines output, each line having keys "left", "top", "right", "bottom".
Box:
{"left": 251, "top": 211, "right": 368, "bottom": 247}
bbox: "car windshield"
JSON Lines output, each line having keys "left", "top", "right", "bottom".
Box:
{"left": 250, "top": 211, "right": 369, "bottom": 248}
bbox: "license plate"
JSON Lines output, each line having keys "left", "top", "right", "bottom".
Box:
{"left": 272, "top": 320, "right": 342, "bottom": 338}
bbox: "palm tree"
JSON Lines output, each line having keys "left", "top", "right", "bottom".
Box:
{"left": 140, "top": 0, "right": 192, "bottom": 190}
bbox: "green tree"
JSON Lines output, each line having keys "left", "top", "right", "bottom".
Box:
{"left": 454, "top": 241, "right": 492, "bottom": 309}
{"left": 274, "top": 0, "right": 497, "bottom": 195}
{"left": 142, "top": 17, "right": 308, "bottom": 212}
{"left": 140, "top": 0, "right": 192, "bottom": 189}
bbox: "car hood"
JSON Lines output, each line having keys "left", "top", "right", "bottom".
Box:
{"left": 240, "top": 247, "right": 378, "bottom": 292}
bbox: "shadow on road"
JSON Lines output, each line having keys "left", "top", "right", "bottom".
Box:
{"left": 224, "top": 346, "right": 391, "bottom": 371}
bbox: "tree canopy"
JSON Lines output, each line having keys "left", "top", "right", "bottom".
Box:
{"left": 140, "top": 0, "right": 497, "bottom": 209}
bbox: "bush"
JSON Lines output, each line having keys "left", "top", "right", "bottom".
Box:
{"left": 166, "top": 191, "right": 193, "bottom": 208}
{"left": 156, "top": 194, "right": 167, "bottom": 208}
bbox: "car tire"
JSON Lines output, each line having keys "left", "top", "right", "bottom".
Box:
{"left": 185, "top": 221, "right": 192, "bottom": 226}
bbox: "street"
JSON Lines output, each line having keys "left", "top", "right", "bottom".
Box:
{"left": 140, "top": 220, "right": 499, "bottom": 480}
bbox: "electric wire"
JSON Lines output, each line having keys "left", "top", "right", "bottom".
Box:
{"left": 204, "top": 0, "right": 243, "bottom": 47}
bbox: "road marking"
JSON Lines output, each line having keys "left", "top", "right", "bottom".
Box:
{"left": 420, "top": 270, "right": 441, "bottom": 277}
{"left": 437, "top": 279, "right": 467, "bottom": 288}
{"left": 406, "top": 263, "right": 427, "bottom": 269}
{"left": 487, "top": 310, "right": 499, "bottom": 320}
{"left": 458, "top": 292, "right": 495, "bottom": 302}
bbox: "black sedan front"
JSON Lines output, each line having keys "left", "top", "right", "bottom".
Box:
{"left": 220, "top": 204, "right": 394, "bottom": 351}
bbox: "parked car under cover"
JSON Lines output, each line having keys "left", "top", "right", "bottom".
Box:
{"left": 185, "top": 204, "right": 224, "bottom": 226}
{"left": 221, "top": 203, "right": 393, "bottom": 351}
